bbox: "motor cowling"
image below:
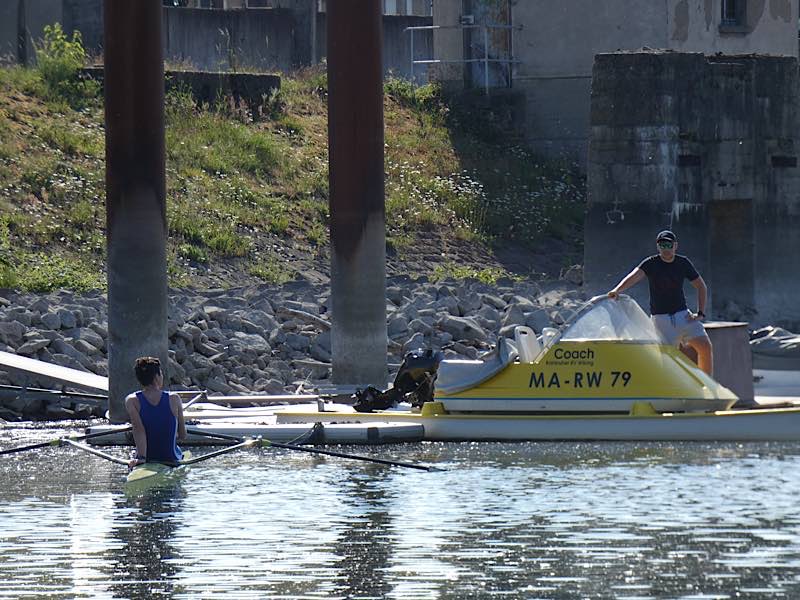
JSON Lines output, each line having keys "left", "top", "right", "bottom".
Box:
{"left": 352, "top": 348, "right": 442, "bottom": 412}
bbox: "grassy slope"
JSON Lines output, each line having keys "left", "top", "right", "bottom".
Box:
{"left": 0, "top": 65, "right": 586, "bottom": 293}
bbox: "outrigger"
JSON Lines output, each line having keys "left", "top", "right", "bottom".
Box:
{"left": 0, "top": 422, "right": 438, "bottom": 487}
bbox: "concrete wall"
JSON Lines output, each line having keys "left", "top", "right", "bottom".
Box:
{"left": 0, "top": 2, "right": 19, "bottom": 61}
{"left": 0, "top": 0, "right": 63, "bottom": 65}
{"left": 63, "top": 0, "right": 102, "bottom": 54}
{"left": 508, "top": 0, "right": 799, "bottom": 166}
{"left": 584, "top": 52, "right": 800, "bottom": 328}
{"left": 669, "top": 0, "right": 797, "bottom": 56}
{"left": 512, "top": 1, "right": 667, "bottom": 163}
{"left": 163, "top": 7, "right": 295, "bottom": 71}
{"left": 0, "top": 1, "right": 430, "bottom": 76}
{"left": 316, "top": 14, "right": 432, "bottom": 80}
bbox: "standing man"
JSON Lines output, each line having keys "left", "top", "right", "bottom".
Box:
{"left": 125, "top": 356, "right": 186, "bottom": 467}
{"left": 607, "top": 230, "right": 713, "bottom": 375}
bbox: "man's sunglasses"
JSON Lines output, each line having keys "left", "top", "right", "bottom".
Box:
{"left": 657, "top": 241, "right": 674, "bottom": 249}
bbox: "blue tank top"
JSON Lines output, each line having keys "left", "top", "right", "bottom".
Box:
{"left": 137, "top": 391, "right": 182, "bottom": 463}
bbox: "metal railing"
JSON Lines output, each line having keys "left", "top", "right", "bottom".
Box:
{"left": 405, "top": 24, "right": 521, "bottom": 95}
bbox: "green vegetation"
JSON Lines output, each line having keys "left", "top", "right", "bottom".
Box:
{"left": 432, "top": 263, "right": 516, "bottom": 285}
{"left": 0, "top": 51, "right": 584, "bottom": 292}
{"left": 34, "top": 24, "right": 100, "bottom": 109}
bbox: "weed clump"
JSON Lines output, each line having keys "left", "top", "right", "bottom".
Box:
{"left": 34, "top": 24, "right": 99, "bottom": 109}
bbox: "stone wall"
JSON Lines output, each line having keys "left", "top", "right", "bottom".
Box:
{"left": 584, "top": 51, "right": 800, "bottom": 329}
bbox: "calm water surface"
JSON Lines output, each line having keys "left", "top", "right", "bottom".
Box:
{"left": 1, "top": 423, "right": 800, "bottom": 599}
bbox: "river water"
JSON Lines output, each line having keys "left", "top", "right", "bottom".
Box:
{"left": 1, "top": 423, "right": 800, "bottom": 599}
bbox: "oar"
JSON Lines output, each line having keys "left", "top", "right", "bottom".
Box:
{"left": 186, "top": 427, "right": 439, "bottom": 472}
{"left": 60, "top": 438, "right": 130, "bottom": 466}
{"left": 178, "top": 438, "right": 258, "bottom": 465}
{"left": 0, "top": 425, "right": 134, "bottom": 457}
{"left": 182, "top": 391, "right": 206, "bottom": 410}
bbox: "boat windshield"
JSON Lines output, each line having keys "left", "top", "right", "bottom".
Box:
{"left": 559, "top": 295, "right": 661, "bottom": 342}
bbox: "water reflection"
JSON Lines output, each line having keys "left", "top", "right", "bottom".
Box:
{"left": 108, "top": 484, "right": 187, "bottom": 599}
{"left": 331, "top": 466, "right": 394, "bottom": 599}
{"left": 2, "top": 437, "right": 800, "bottom": 598}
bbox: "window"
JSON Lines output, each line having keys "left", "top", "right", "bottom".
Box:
{"left": 721, "top": 0, "right": 746, "bottom": 28}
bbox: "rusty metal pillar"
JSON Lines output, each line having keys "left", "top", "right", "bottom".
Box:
{"left": 327, "top": 0, "right": 387, "bottom": 386}
{"left": 104, "top": 0, "right": 168, "bottom": 422}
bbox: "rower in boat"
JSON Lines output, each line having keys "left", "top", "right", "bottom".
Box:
{"left": 125, "top": 356, "right": 186, "bottom": 469}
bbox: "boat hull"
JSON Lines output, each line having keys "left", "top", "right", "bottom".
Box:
{"left": 126, "top": 450, "right": 193, "bottom": 484}
{"left": 436, "top": 341, "right": 737, "bottom": 414}
{"left": 88, "top": 421, "right": 424, "bottom": 446}
{"left": 274, "top": 404, "right": 800, "bottom": 441}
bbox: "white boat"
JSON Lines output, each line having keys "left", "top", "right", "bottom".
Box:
{"left": 87, "top": 417, "right": 424, "bottom": 446}
{"left": 272, "top": 400, "right": 800, "bottom": 441}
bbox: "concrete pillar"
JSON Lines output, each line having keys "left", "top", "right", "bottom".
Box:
{"left": 104, "top": 0, "right": 168, "bottom": 422}
{"left": 327, "top": 0, "right": 387, "bottom": 387}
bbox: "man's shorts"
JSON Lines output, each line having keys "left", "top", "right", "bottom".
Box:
{"left": 651, "top": 310, "right": 707, "bottom": 347}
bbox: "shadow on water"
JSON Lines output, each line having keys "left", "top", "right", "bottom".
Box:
{"left": 107, "top": 483, "right": 187, "bottom": 599}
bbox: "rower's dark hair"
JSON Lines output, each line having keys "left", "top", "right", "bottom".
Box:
{"left": 134, "top": 356, "right": 162, "bottom": 386}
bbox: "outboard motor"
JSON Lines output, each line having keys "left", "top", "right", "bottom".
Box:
{"left": 352, "top": 348, "right": 443, "bottom": 412}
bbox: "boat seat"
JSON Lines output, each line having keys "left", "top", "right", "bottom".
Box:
{"left": 515, "top": 326, "right": 542, "bottom": 363}
{"left": 436, "top": 337, "right": 518, "bottom": 395}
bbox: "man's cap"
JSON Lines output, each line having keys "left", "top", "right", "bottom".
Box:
{"left": 656, "top": 230, "right": 676, "bottom": 242}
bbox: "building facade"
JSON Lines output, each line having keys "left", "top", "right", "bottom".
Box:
{"left": 430, "top": 0, "right": 798, "bottom": 165}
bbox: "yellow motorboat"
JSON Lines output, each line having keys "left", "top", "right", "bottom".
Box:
{"left": 271, "top": 295, "right": 800, "bottom": 441}
{"left": 434, "top": 295, "right": 737, "bottom": 414}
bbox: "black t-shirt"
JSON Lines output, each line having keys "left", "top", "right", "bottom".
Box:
{"left": 637, "top": 254, "right": 700, "bottom": 315}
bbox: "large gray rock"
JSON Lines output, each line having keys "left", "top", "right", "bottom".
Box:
{"left": 501, "top": 305, "right": 526, "bottom": 329}
{"left": 40, "top": 312, "right": 62, "bottom": 330}
{"left": 387, "top": 315, "right": 409, "bottom": 337}
{"left": 0, "top": 321, "right": 26, "bottom": 346}
{"left": 408, "top": 318, "right": 434, "bottom": 335}
{"left": 63, "top": 327, "right": 105, "bottom": 351}
{"left": 402, "top": 332, "right": 426, "bottom": 354}
{"left": 57, "top": 309, "right": 77, "bottom": 329}
{"left": 16, "top": 338, "right": 51, "bottom": 355}
{"left": 482, "top": 294, "right": 506, "bottom": 310}
{"left": 227, "top": 332, "right": 270, "bottom": 354}
{"left": 285, "top": 333, "right": 311, "bottom": 351}
{"left": 7, "top": 309, "right": 32, "bottom": 327}
{"left": 437, "top": 315, "right": 487, "bottom": 342}
{"left": 525, "top": 309, "right": 552, "bottom": 333}
{"left": 73, "top": 339, "right": 100, "bottom": 357}
{"left": 309, "top": 342, "right": 331, "bottom": 363}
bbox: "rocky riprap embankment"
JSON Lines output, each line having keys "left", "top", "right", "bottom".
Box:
{"left": 0, "top": 276, "right": 584, "bottom": 420}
